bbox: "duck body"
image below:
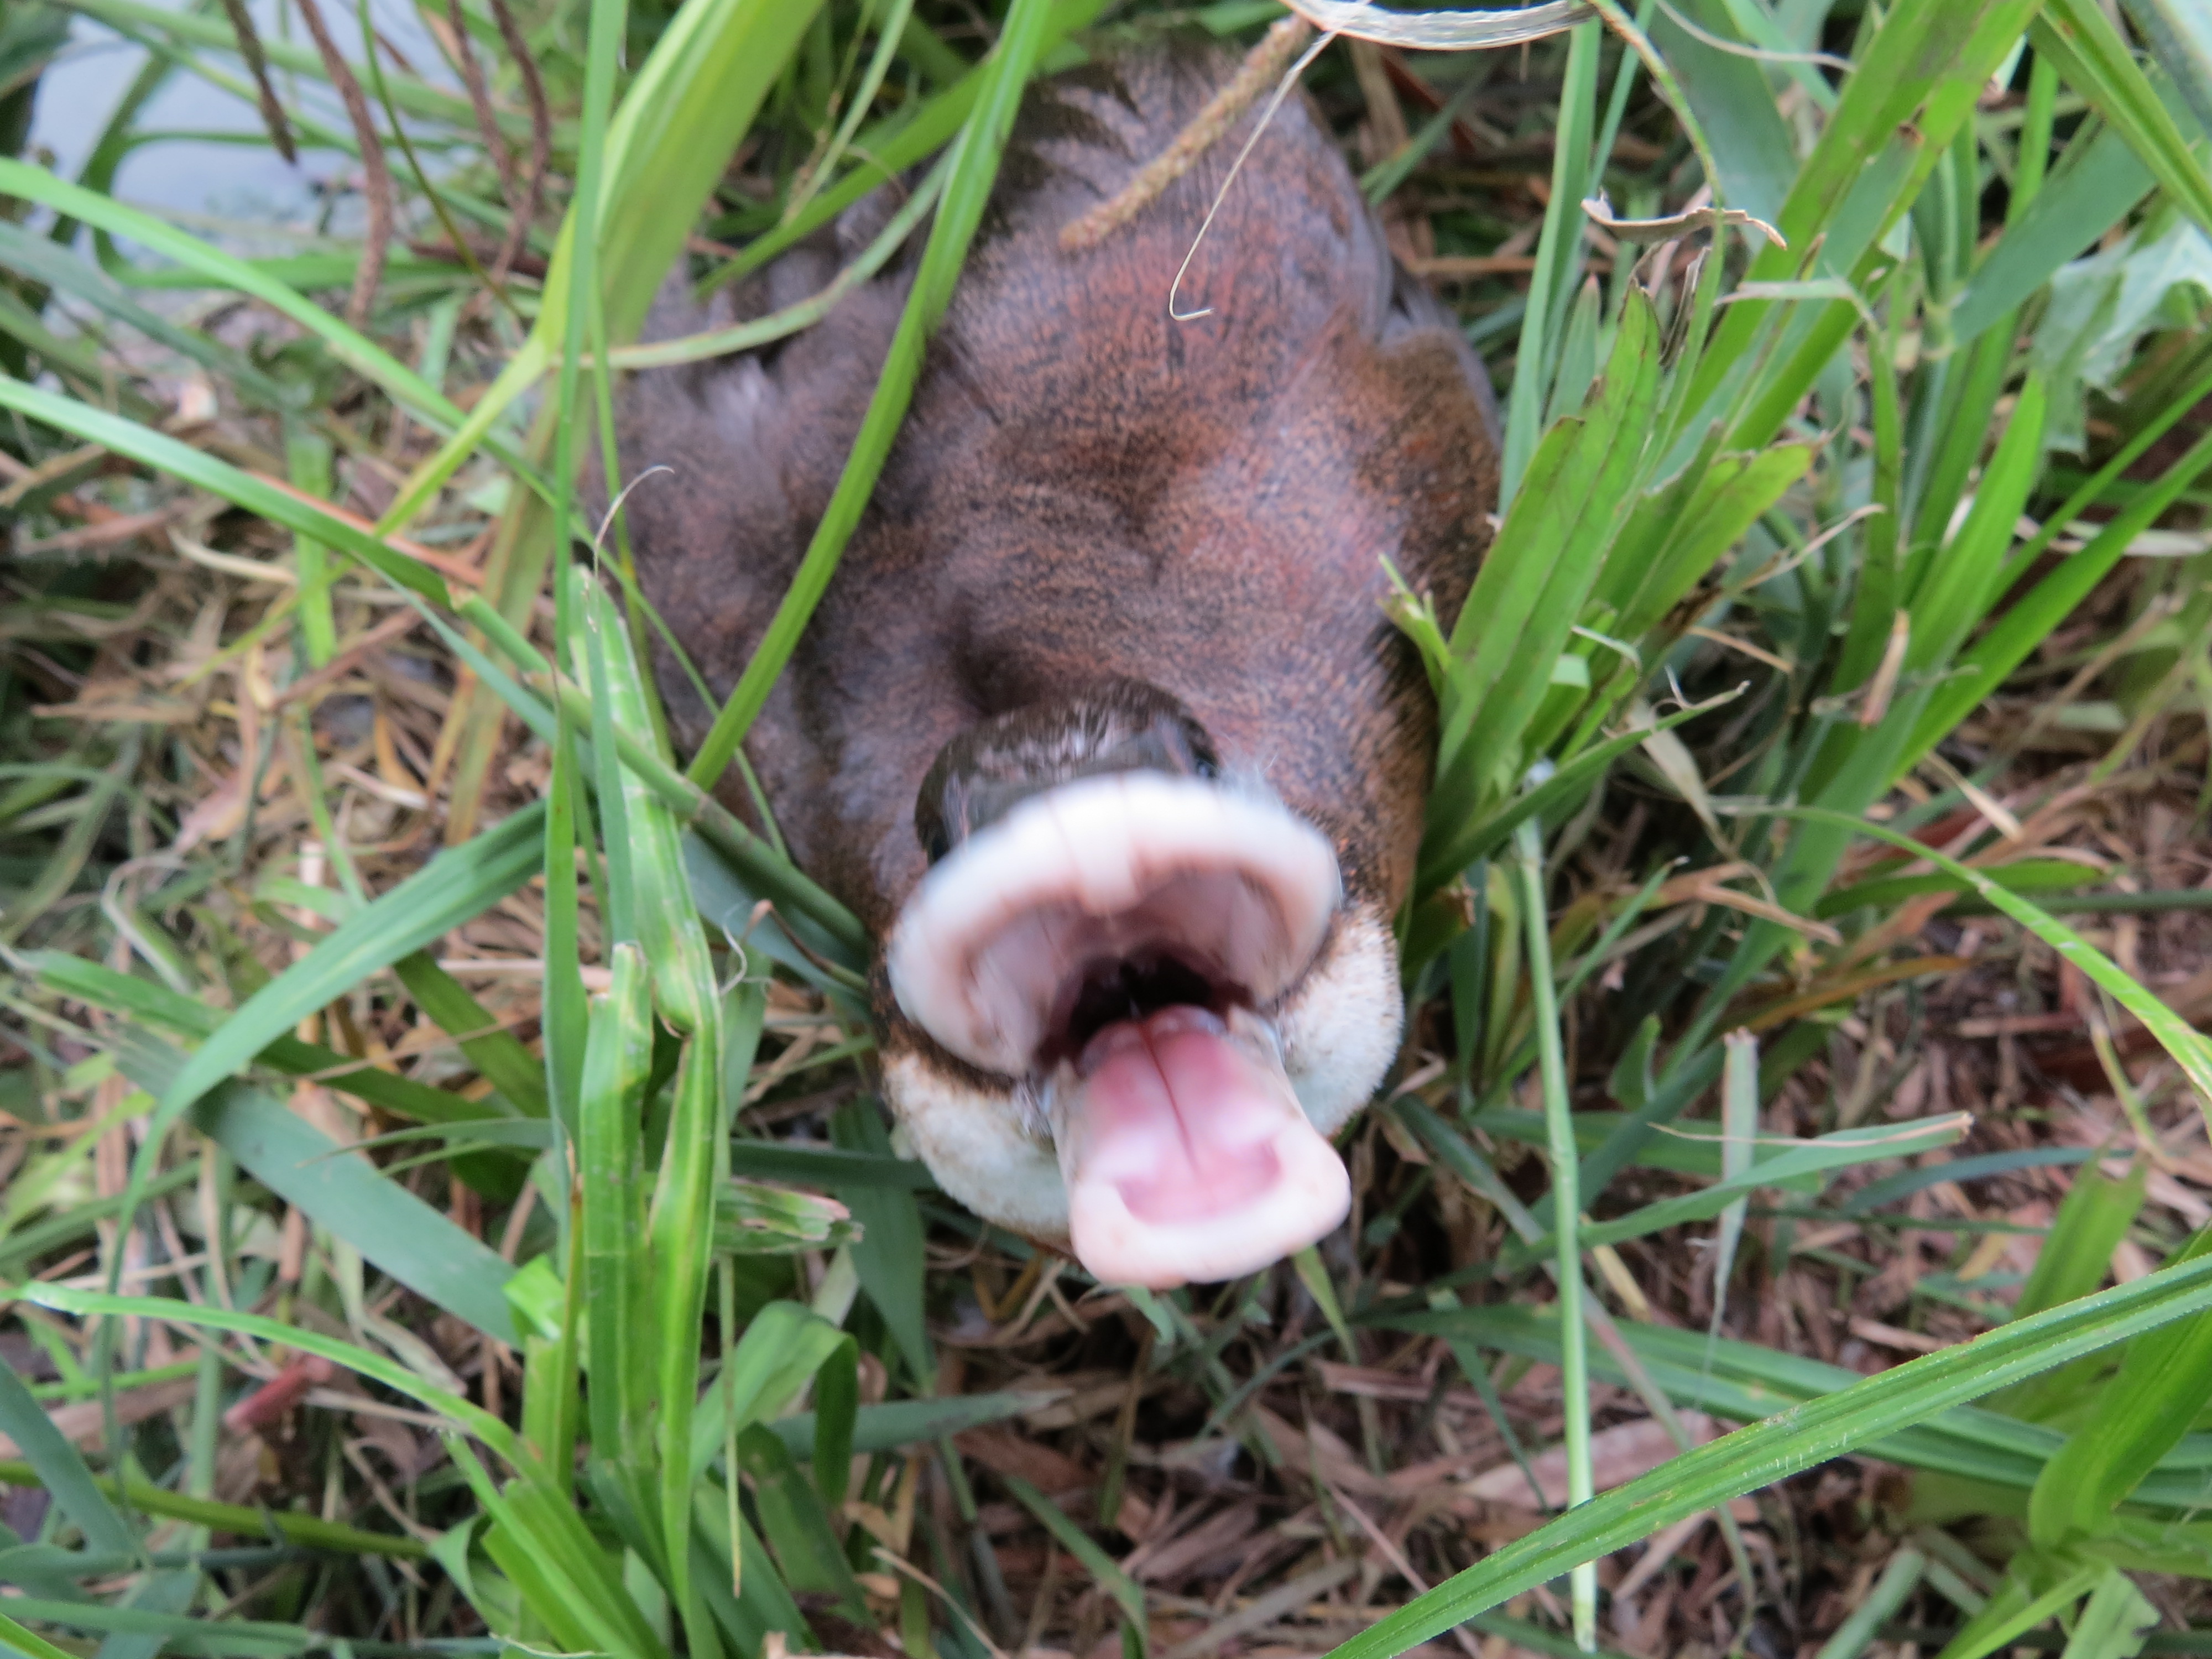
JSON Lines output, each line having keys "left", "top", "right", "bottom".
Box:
{"left": 616, "top": 36, "right": 1500, "bottom": 1287}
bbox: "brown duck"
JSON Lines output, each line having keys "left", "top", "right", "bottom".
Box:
{"left": 614, "top": 37, "right": 1499, "bottom": 1288}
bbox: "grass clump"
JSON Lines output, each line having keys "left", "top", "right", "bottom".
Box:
{"left": 3, "top": 3, "right": 2212, "bottom": 1658}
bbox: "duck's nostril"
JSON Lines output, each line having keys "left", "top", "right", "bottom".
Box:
{"left": 913, "top": 680, "right": 1222, "bottom": 862}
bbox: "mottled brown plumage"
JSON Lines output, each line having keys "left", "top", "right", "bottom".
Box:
{"left": 611, "top": 36, "right": 1499, "bottom": 1269}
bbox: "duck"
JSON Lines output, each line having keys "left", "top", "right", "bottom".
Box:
{"left": 612, "top": 34, "right": 1500, "bottom": 1290}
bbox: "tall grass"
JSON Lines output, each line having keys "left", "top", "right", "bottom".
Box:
{"left": 2, "top": 1, "right": 2211, "bottom": 1656}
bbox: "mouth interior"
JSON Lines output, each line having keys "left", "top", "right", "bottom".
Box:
{"left": 1034, "top": 880, "right": 1256, "bottom": 1072}
{"left": 885, "top": 773, "right": 1343, "bottom": 1081}
{"left": 1055, "top": 948, "right": 1226, "bottom": 1064}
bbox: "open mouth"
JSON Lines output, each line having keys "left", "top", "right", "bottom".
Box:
{"left": 886, "top": 771, "right": 1339, "bottom": 1075}
{"left": 886, "top": 773, "right": 1354, "bottom": 1287}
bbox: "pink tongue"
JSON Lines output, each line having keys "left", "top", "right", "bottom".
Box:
{"left": 1077, "top": 1014, "right": 1293, "bottom": 1223}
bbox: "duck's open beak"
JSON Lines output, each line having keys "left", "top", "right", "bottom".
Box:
{"left": 1049, "top": 1004, "right": 1349, "bottom": 1288}
{"left": 886, "top": 773, "right": 1353, "bottom": 1288}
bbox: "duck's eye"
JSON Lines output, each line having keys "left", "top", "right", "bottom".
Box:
{"left": 1174, "top": 716, "right": 1222, "bottom": 780}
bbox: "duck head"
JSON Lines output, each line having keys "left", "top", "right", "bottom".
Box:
{"left": 614, "top": 38, "right": 1499, "bottom": 1288}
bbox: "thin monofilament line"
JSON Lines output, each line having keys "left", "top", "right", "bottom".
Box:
{"left": 1168, "top": 27, "right": 1339, "bottom": 323}
{"left": 1281, "top": 0, "right": 1589, "bottom": 48}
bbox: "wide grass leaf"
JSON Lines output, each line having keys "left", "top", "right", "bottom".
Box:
{"left": 580, "top": 944, "right": 655, "bottom": 1473}
{"left": 1650, "top": 0, "right": 1796, "bottom": 227}
{"left": 114, "top": 1029, "right": 520, "bottom": 1343}
{"left": 30, "top": 952, "right": 499, "bottom": 1130}
{"left": 1494, "top": 1112, "right": 1971, "bottom": 1270}
{"left": 17, "top": 1285, "right": 514, "bottom": 1455}
{"left": 0, "top": 1359, "right": 135, "bottom": 1558}
{"left": 149, "top": 802, "right": 545, "bottom": 1124}
{"left": 688, "top": 1300, "right": 852, "bottom": 1481}
{"left": 2030, "top": 1229, "right": 2212, "bottom": 1548}
{"left": 1952, "top": 124, "right": 2153, "bottom": 346}
{"left": 1334, "top": 1249, "right": 2212, "bottom": 1659}
{"left": 771, "top": 1390, "right": 1065, "bottom": 1457}
{"left": 2032, "top": 0, "right": 2212, "bottom": 238}
{"left": 833, "top": 1098, "right": 936, "bottom": 1387}
{"left": 735, "top": 1425, "right": 869, "bottom": 1618}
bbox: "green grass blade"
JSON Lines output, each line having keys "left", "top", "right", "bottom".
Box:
{"left": 0, "top": 217, "right": 294, "bottom": 412}
{"left": 392, "top": 953, "right": 550, "bottom": 1116}
{"left": 772, "top": 1391, "right": 1061, "bottom": 1458}
{"left": 690, "top": 1302, "right": 853, "bottom": 1481}
{"left": 30, "top": 952, "right": 505, "bottom": 1129}
{"left": 461, "top": 1445, "right": 674, "bottom": 1659}
{"left": 2056, "top": 1569, "right": 2157, "bottom": 1659}
{"left": 786, "top": 0, "right": 917, "bottom": 225}
{"left": 2029, "top": 1229, "right": 2212, "bottom": 1548}
{"left": 832, "top": 1097, "right": 936, "bottom": 1387}
{"left": 2124, "top": 0, "right": 2212, "bottom": 135}
{"left": 1952, "top": 123, "right": 2152, "bottom": 346}
{"left": 1650, "top": 0, "right": 1796, "bottom": 225}
{"left": 572, "top": 0, "right": 826, "bottom": 348}
{"left": 0, "top": 1358, "right": 136, "bottom": 1558}
{"left": 1815, "top": 857, "right": 2100, "bottom": 916}
{"left": 1437, "top": 294, "right": 1660, "bottom": 816}
{"left": 1772, "top": 806, "right": 2212, "bottom": 1106}
{"left": 286, "top": 428, "right": 337, "bottom": 666}
{"left": 0, "top": 159, "right": 529, "bottom": 470}
{"left": 1516, "top": 815, "right": 1595, "bottom": 1648}
{"left": 2032, "top": 0, "right": 2212, "bottom": 237}
{"left": 1610, "top": 445, "right": 1814, "bottom": 643}
{"left": 0, "top": 1598, "right": 305, "bottom": 1656}
{"left": 726, "top": 1140, "right": 933, "bottom": 1190}
{"left": 0, "top": 1608, "right": 87, "bottom": 1659}
{"left": 1495, "top": 1113, "right": 1971, "bottom": 1270}
{"left": 614, "top": 152, "right": 950, "bottom": 370}
{"left": 1908, "top": 419, "right": 2212, "bottom": 760}
{"left": 1686, "top": 0, "right": 2039, "bottom": 419}
{"left": 654, "top": 1037, "right": 724, "bottom": 1635}
{"left": 0, "top": 373, "right": 449, "bottom": 603}
{"left": 50, "top": 0, "right": 547, "bottom": 140}
{"left": 1005, "top": 1473, "right": 1147, "bottom": 1641}
{"left": 1904, "top": 374, "right": 2048, "bottom": 672}
{"left": 111, "top": 1029, "right": 521, "bottom": 1341}
{"left": 576, "top": 567, "right": 735, "bottom": 1637}
{"left": 1499, "top": 17, "right": 1600, "bottom": 507}
{"left": 580, "top": 945, "right": 656, "bottom": 1470}
{"left": 18, "top": 1284, "right": 517, "bottom": 1457}
{"left": 1814, "top": 1548, "right": 1926, "bottom": 1659}
{"left": 2033, "top": 1172, "right": 2151, "bottom": 1332}
{"left": 1328, "top": 1249, "right": 2212, "bottom": 1659}
{"left": 735, "top": 1425, "right": 869, "bottom": 1616}
{"left": 684, "top": 0, "right": 1061, "bottom": 790}
{"left": 1934, "top": 1562, "right": 2103, "bottom": 1659}
{"left": 455, "top": 593, "right": 872, "bottom": 968}
{"left": 1419, "top": 690, "right": 1740, "bottom": 895}
{"left": 700, "top": 0, "right": 1106, "bottom": 292}
{"left": 1394, "top": 1302, "right": 2054, "bottom": 1486}
{"left": 150, "top": 802, "right": 545, "bottom": 1124}
{"left": 0, "top": 1464, "right": 424, "bottom": 1556}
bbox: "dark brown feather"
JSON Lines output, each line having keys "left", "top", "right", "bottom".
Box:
{"left": 613, "top": 37, "right": 1499, "bottom": 944}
